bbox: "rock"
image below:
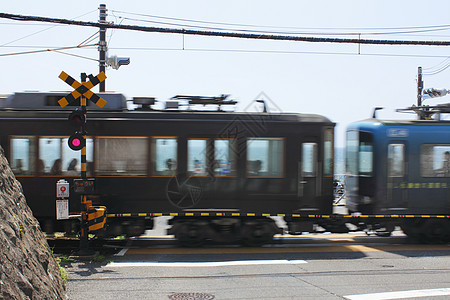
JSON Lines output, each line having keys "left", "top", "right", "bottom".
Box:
{"left": 0, "top": 146, "right": 66, "bottom": 299}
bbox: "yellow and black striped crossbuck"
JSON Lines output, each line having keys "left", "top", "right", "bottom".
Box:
{"left": 58, "top": 71, "right": 107, "bottom": 108}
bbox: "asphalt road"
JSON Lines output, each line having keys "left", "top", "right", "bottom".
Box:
{"left": 64, "top": 231, "right": 450, "bottom": 300}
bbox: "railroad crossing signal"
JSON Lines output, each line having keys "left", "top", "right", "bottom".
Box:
{"left": 56, "top": 71, "right": 108, "bottom": 253}
{"left": 58, "top": 71, "right": 107, "bottom": 108}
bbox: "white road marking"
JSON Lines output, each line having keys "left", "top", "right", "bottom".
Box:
{"left": 344, "top": 287, "right": 450, "bottom": 300}
{"left": 107, "top": 260, "right": 307, "bottom": 267}
{"left": 114, "top": 248, "right": 129, "bottom": 256}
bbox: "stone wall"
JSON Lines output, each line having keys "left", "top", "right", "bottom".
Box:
{"left": 0, "top": 147, "right": 66, "bottom": 299}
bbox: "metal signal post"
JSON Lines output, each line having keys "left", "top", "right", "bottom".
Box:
{"left": 79, "top": 73, "right": 89, "bottom": 252}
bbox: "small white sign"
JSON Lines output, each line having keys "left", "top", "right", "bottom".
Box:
{"left": 56, "top": 179, "right": 69, "bottom": 198}
{"left": 56, "top": 199, "right": 69, "bottom": 220}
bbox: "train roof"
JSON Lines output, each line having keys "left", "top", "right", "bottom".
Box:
{"left": 0, "top": 92, "right": 333, "bottom": 124}
{"left": 348, "top": 118, "right": 450, "bottom": 129}
{"left": 347, "top": 118, "right": 450, "bottom": 140}
{"left": 0, "top": 92, "right": 127, "bottom": 110}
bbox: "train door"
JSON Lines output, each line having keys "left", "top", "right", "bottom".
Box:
{"left": 386, "top": 143, "right": 407, "bottom": 211}
{"left": 298, "top": 141, "right": 319, "bottom": 209}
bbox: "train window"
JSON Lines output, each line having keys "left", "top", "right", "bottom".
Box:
{"left": 324, "top": 129, "right": 334, "bottom": 176}
{"left": 39, "top": 137, "right": 93, "bottom": 176}
{"left": 151, "top": 137, "right": 177, "bottom": 176}
{"left": 302, "top": 143, "right": 317, "bottom": 177}
{"left": 346, "top": 131, "right": 358, "bottom": 176}
{"left": 96, "top": 137, "right": 147, "bottom": 176}
{"left": 247, "top": 138, "right": 283, "bottom": 177}
{"left": 10, "top": 136, "right": 36, "bottom": 175}
{"left": 388, "top": 144, "right": 405, "bottom": 177}
{"left": 188, "top": 139, "right": 208, "bottom": 176}
{"left": 214, "top": 139, "right": 237, "bottom": 177}
{"left": 359, "top": 132, "right": 373, "bottom": 177}
{"left": 421, "top": 144, "right": 450, "bottom": 177}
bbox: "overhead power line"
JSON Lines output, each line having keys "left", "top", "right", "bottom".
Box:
{"left": 117, "top": 15, "right": 450, "bottom": 36}
{"left": 0, "top": 44, "right": 96, "bottom": 58}
{"left": 111, "top": 10, "right": 450, "bottom": 36}
{"left": 2, "top": 12, "right": 450, "bottom": 46}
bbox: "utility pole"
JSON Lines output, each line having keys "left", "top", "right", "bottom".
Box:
{"left": 99, "top": 4, "right": 107, "bottom": 93}
{"left": 417, "top": 66, "right": 424, "bottom": 120}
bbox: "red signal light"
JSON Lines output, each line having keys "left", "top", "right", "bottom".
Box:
{"left": 68, "top": 132, "right": 85, "bottom": 151}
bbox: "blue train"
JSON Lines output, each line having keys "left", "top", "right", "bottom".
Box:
{"left": 346, "top": 108, "right": 450, "bottom": 242}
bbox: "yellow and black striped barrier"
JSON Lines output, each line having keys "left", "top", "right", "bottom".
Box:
{"left": 106, "top": 212, "right": 450, "bottom": 219}
{"left": 87, "top": 206, "right": 107, "bottom": 232}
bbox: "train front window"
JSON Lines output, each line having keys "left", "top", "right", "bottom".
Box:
{"left": 39, "top": 137, "right": 93, "bottom": 176}
{"left": 388, "top": 144, "right": 405, "bottom": 177}
{"left": 358, "top": 132, "right": 373, "bottom": 177}
{"left": 10, "top": 136, "right": 36, "bottom": 175}
{"left": 96, "top": 137, "right": 147, "bottom": 176}
{"left": 214, "top": 139, "right": 236, "bottom": 177}
{"left": 346, "top": 130, "right": 373, "bottom": 177}
{"left": 247, "top": 138, "right": 283, "bottom": 177}
{"left": 346, "top": 131, "right": 358, "bottom": 176}
{"left": 152, "top": 137, "right": 177, "bottom": 176}
{"left": 421, "top": 144, "right": 450, "bottom": 177}
{"left": 188, "top": 139, "right": 208, "bottom": 176}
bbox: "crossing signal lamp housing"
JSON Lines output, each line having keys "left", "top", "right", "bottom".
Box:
{"left": 68, "top": 132, "right": 85, "bottom": 151}
{"left": 68, "top": 108, "right": 85, "bottom": 126}
{"left": 68, "top": 107, "right": 86, "bottom": 151}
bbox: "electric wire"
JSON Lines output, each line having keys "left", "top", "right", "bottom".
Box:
{"left": 0, "top": 44, "right": 96, "bottom": 57}
{"left": 0, "top": 10, "right": 97, "bottom": 48}
{"left": 111, "top": 10, "right": 450, "bottom": 36}
{"left": 423, "top": 56, "right": 450, "bottom": 71}
{"left": 107, "top": 10, "right": 125, "bottom": 45}
{"left": 1, "top": 12, "right": 450, "bottom": 46}
{"left": 117, "top": 15, "right": 450, "bottom": 36}
{"left": 423, "top": 61, "right": 450, "bottom": 75}
{"left": 52, "top": 49, "right": 99, "bottom": 61}
{"left": 77, "top": 31, "right": 99, "bottom": 47}
{"left": 107, "top": 46, "right": 450, "bottom": 59}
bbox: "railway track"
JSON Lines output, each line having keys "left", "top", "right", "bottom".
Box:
{"left": 47, "top": 232, "right": 426, "bottom": 256}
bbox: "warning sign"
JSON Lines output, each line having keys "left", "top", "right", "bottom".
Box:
{"left": 56, "top": 199, "right": 69, "bottom": 220}
{"left": 57, "top": 179, "right": 69, "bottom": 198}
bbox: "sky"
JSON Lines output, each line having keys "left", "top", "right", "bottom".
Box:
{"left": 2, "top": 0, "right": 450, "bottom": 146}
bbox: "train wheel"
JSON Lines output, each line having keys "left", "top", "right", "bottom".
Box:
{"left": 175, "top": 222, "right": 208, "bottom": 247}
{"left": 240, "top": 222, "right": 274, "bottom": 247}
{"left": 401, "top": 222, "right": 421, "bottom": 242}
{"left": 421, "top": 221, "right": 449, "bottom": 244}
